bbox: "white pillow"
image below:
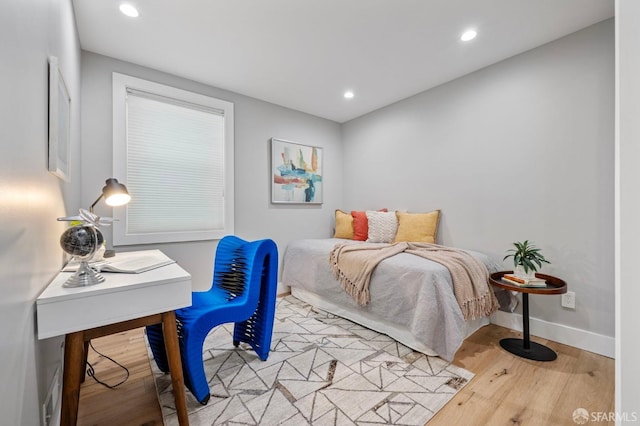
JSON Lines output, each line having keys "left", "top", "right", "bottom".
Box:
{"left": 366, "top": 210, "right": 398, "bottom": 243}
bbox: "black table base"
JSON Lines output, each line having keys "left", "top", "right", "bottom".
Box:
{"left": 500, "top": 338, "right": 557, "bottom": 361}
{"left": 500, "top": 292, "right": 558, "bottom": 362}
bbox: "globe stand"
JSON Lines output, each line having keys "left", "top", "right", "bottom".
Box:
{"left": 63, "top": 260, "right": 105, "bottom": 287}
{"left": 59, "top": 221, "right": 106, "bottom": 287}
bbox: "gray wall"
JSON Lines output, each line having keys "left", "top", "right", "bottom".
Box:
{"left": 341, "top": 20, "right": 614, "bottom": 338}
{"left": 81, "top": 52, "right": 343, "bottom": 291}
{"left": 0, "top": 0, "right": 82, "bottom": 423}
{"left": 617, "top": 0, "right": 640, "bottom": 414}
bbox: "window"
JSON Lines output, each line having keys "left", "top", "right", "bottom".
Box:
{"left": 112, "top": 73, "right": 234, "bottom": 245}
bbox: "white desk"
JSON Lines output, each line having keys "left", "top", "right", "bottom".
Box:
{"left": 37, "top": 251, "right": 192, "bottom": 425}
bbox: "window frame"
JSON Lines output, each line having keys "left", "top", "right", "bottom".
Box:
{"left": 112, "top": 72, "right": 234, "bottom": 245}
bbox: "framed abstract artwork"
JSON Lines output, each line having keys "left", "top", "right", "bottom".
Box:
{"left": 271, "top": 138, "right": 323, "bottom": 204}
{"left": 48, "top": 56, "right": 71, "bottom": 181}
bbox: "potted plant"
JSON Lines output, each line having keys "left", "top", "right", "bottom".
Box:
{"left": 503, "top": 240, "right": 550, "bottom": 279}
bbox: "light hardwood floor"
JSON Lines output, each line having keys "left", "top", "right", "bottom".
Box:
{"left": 78, "top": 324, "right": 614, "bottom": 426}
{"left": 77, "top": 329, "right": 163, "bottom": 426}
{"left": 432, "top": 325, "right": 614, "bottom": 426}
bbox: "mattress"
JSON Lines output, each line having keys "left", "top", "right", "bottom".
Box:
{"left": 282, "top": 238, "right": 502, "bottom": 361}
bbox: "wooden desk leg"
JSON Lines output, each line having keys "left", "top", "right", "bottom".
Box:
{"left": 162, "top": 311, "right": 189, "bottom": 426}
{"left": 81, "top": 340, "right": 89, "bottom": 383}
{"left": 61, "top": 332, "right": 85, "bottom": 426}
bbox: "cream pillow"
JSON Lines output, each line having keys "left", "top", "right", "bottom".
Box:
{"left": 334, "top": 210, "right": 354, "bottom": 239}
{"left": 394, "top": 210, "right": 440, "bottom": 243}
{"left": 366, "top": 210, "right": 398, "bottom": 243}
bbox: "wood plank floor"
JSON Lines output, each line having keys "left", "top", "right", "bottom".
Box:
{"left": 77, "top": 324, "right": 614, "bottom": 426}
{"left": 77, "top": 328, "right": 163, "bottom": 426}
{"left": 431, "top": 325, "right": 614, "bottom": 426}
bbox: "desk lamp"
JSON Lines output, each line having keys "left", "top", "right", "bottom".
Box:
{"left": 90, "top": 178, "right": 131, "bottom": 213}
{"left": 89, "top": 178, "right": 131, "bottom": 258}
{"left": 58, "top": 178, "right": 131, "bottom": 287}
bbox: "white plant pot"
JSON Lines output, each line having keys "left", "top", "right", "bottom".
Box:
{"left": 514, "top": 265, "right": 537, "bottom": 279}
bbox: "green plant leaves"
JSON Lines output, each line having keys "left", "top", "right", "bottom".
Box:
{"left": 503, "top": 240, "right": 550, "bottom": 273}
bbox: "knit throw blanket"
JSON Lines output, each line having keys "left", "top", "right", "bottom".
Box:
{"left": 329, "top": 242, "right": 499, "bottom": 320}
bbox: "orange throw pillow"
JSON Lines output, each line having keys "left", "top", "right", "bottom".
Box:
{"left": 351, "top": 208, "right": 387, "bottom": 241}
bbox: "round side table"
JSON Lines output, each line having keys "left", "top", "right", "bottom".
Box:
{"left": 489, "top": 271, "right": 567, "bottom": 361}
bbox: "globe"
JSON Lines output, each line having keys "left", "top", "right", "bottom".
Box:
{"left": 60, "top": 225, "right": 103, "bottom": 258}
{"left": 57, "top": 213, "right": 107, "bottom": 287}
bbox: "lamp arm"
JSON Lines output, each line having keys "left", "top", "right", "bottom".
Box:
{"left": 90, "top": 194, "right": 104, "bottom": 213}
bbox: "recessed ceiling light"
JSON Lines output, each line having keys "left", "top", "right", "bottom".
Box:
{"left": 119, "top": 4, "right": 139, "bottom": 18}
{"left": 461, "top": 30, "right": 477, "bottom": 42}
{"left": 344, "top": 91, "right": 354, "bottom": 99}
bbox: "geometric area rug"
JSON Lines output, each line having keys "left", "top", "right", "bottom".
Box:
{"left": 149, "top": 295, "right": 474, "bottom": 426}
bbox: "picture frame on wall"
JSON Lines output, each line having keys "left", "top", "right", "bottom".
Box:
{"left": 48, "top": 56, "right": 71, "bottom": 181}
{"left": 271, "top": 138, "right": 323, "bottom": 204}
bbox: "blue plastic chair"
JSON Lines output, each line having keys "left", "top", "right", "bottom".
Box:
{"left": 146, "top": 235, "right": 278, "bottom": 404}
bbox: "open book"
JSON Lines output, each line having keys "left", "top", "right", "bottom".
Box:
{"left": 63, "top": 249, "right": 176, "bottom": 274}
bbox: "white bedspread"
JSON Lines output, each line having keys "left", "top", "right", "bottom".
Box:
{"left": 282, "top": 238, "right": 502, "bottom": 361}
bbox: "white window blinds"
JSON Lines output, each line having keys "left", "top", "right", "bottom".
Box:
{"left": 112, "top": 73, "right": 234, "bottom": 245}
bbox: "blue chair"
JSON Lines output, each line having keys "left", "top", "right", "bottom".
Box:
{"left": 146, "top": 235, "right": 278, "bottom": 404}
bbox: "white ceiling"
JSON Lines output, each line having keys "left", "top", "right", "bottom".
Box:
{"left": 72, "top": 0, "right": 614, "bottom": 123}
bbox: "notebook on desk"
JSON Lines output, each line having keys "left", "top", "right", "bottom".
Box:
{"left": 63, "top": 249, "right": 175, "bottom": 273}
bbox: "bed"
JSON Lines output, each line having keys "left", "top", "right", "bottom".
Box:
{"left": 281, "top": 238, "right": 505, "bottom": 361}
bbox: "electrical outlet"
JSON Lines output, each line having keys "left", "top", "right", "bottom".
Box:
{"left": 562, "top": 291, "right": 576, "bottom": 309}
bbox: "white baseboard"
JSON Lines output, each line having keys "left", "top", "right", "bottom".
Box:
{"left": 276, "top": 282, "right": 289, "bottom": 297}
{"left": 490, "top": 311, "right": 614, "bottom": 359}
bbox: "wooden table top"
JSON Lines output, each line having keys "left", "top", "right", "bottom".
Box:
{"left": 489, "top": 271, "right": 567, "bottom": 295}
